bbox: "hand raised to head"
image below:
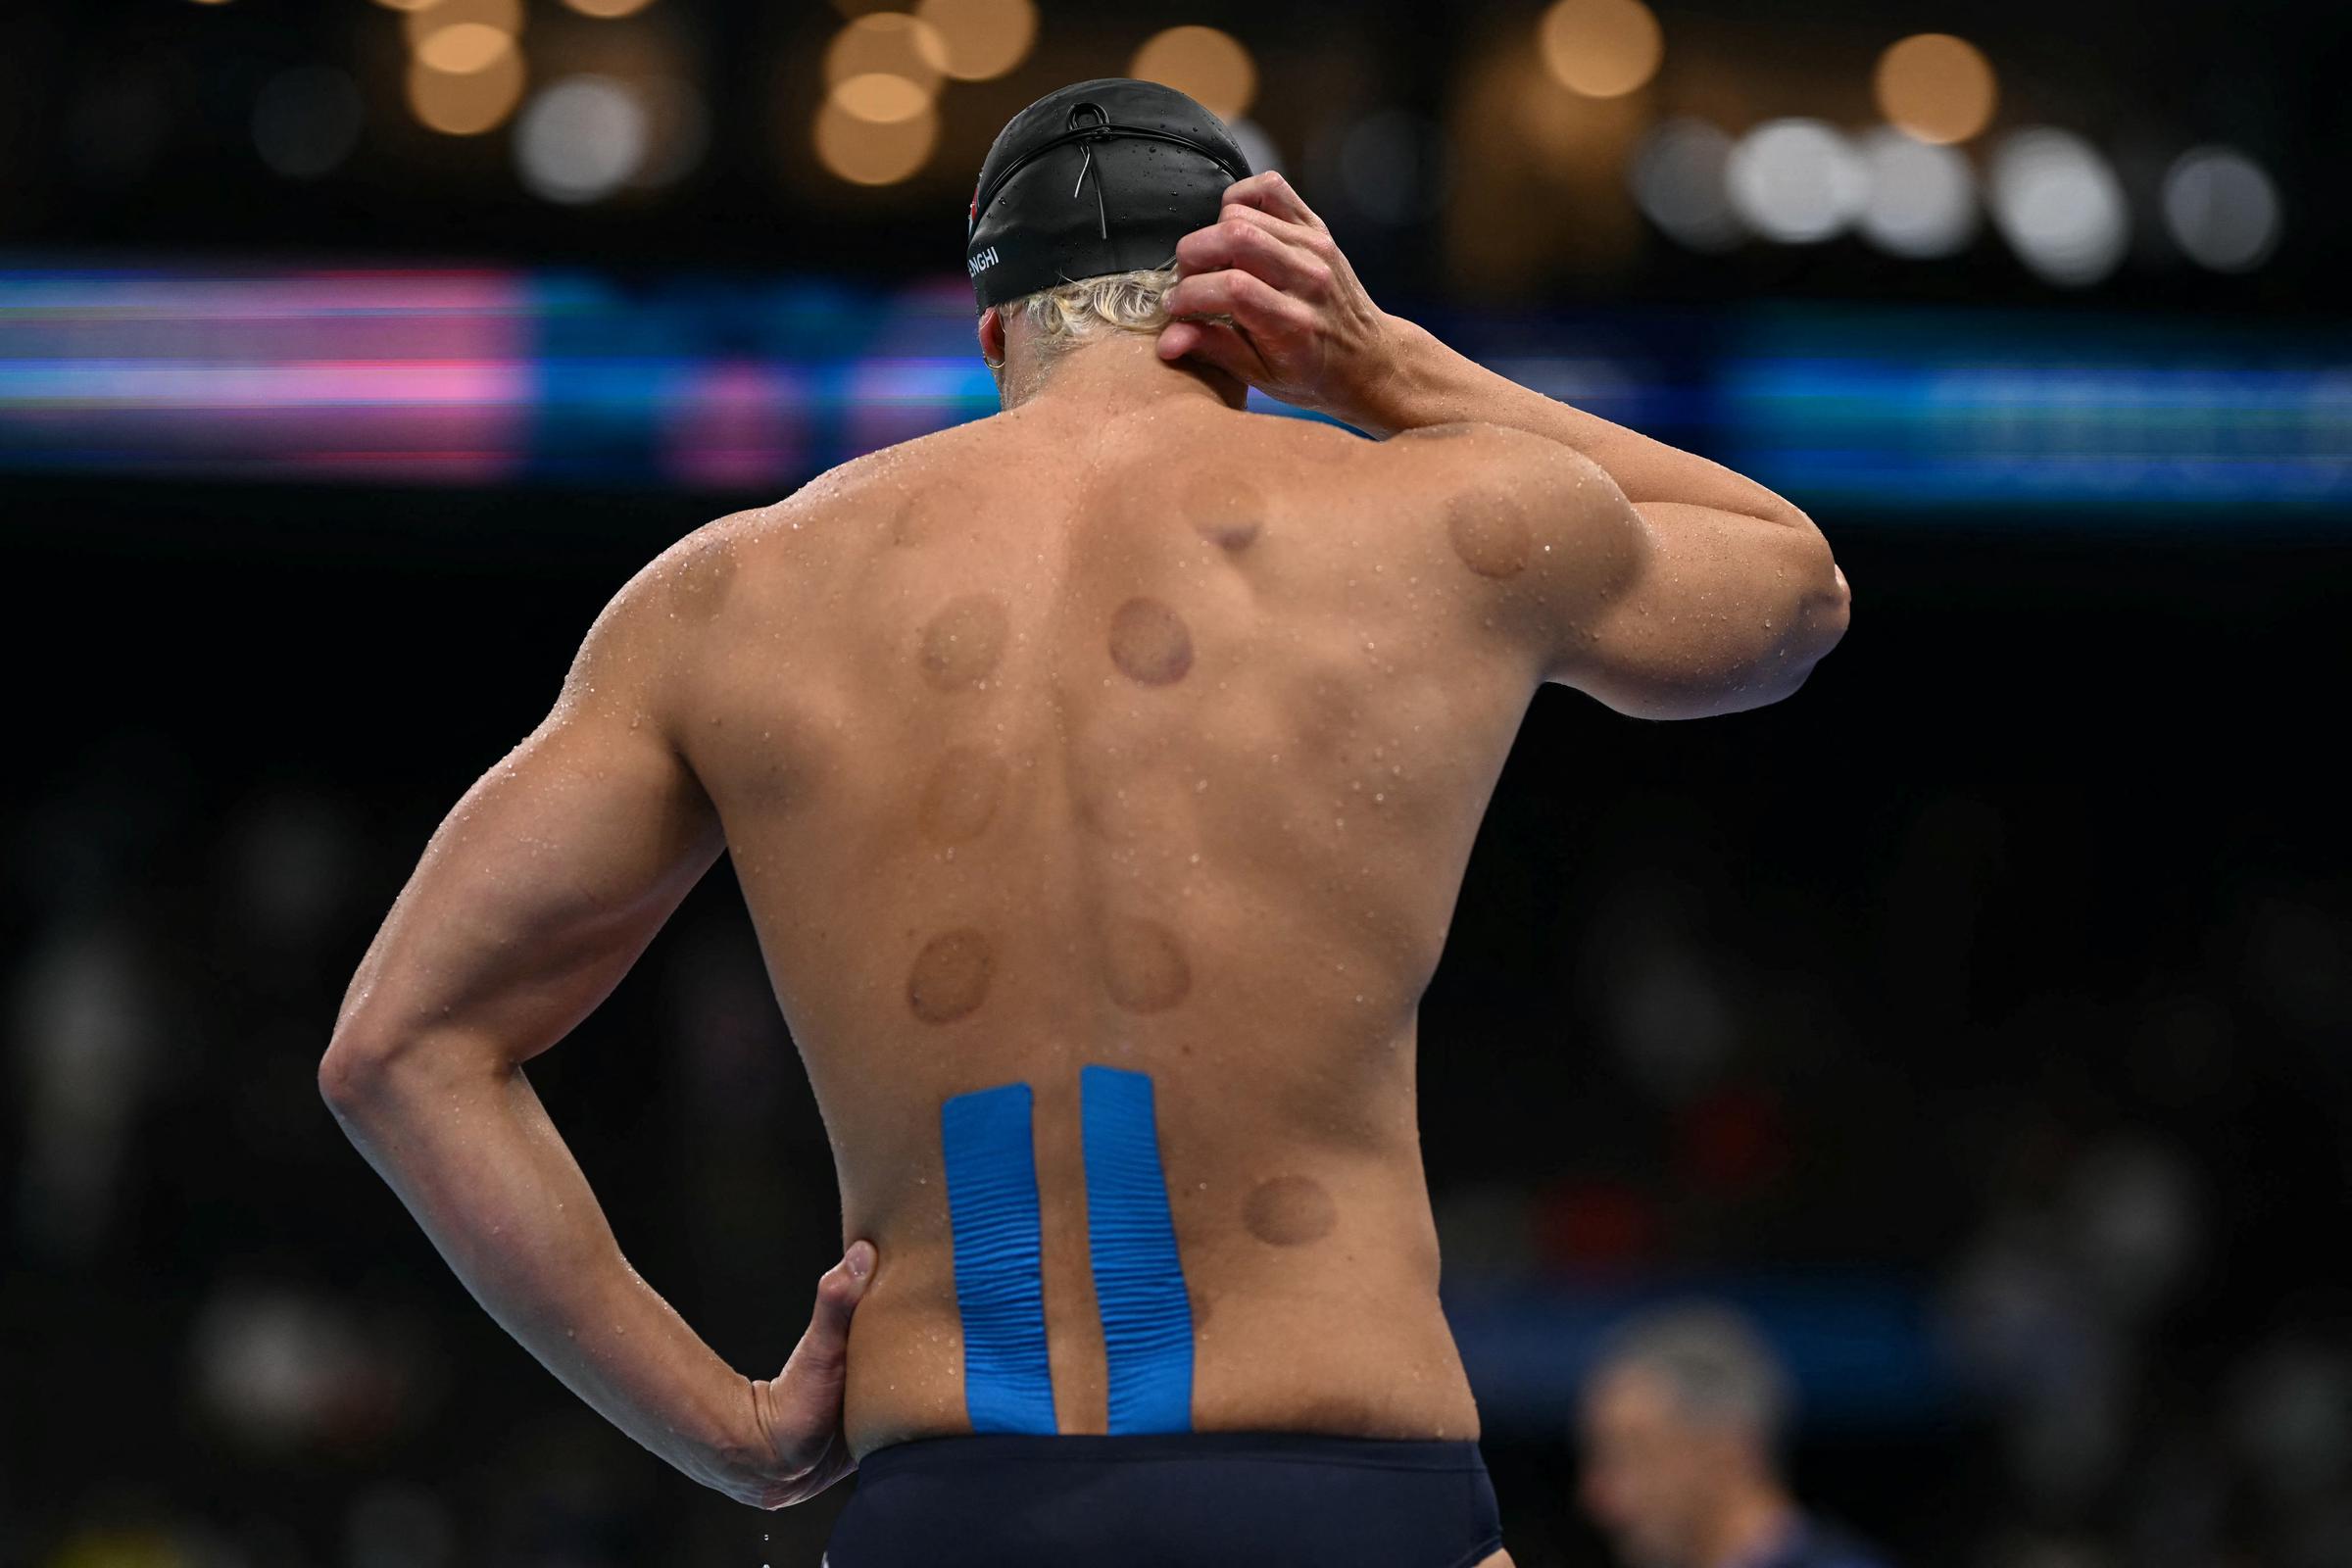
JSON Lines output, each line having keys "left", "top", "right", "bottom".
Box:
{"left": 1158, "top": 172, "right": 1404, "bottom": 428}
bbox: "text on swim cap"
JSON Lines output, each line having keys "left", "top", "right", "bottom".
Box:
{"left": 968, "top": 246, "right": 1001, "bottom": 276}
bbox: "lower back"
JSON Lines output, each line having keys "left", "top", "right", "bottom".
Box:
{"left": 690, "top": 401, "right": 1530, "bottom": 1455}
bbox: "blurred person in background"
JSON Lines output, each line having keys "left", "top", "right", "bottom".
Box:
{"left": 1580, "top": 1304, "right": 1892, "bottom": 1568}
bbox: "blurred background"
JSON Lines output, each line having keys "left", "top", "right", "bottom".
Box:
{"left": 3, "top": 1, "right": 2348, "bottom": 1565}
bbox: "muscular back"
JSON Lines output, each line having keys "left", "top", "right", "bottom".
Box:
{"left": 659, "top": 398, "right": 1623, "bottom": 1454}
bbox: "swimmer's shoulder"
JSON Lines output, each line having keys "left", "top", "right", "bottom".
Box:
{"left": 655, "top": 423, "right": 996, "bottom": 569}
{"left": 1363, "top": 418, "right": 1634, "bottom": 532}
{"left": 1238, "top": 411, "right": 1599, "bottom": 495}
{"left": 604, "top": 439, "right": 919, "bottom": 636}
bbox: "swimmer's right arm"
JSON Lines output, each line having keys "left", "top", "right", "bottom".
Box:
{"left": 319, "top": 534, "right": 872, "bottom": 1508}
{"left": 1160, "top": 171, "right": 1849, "bottom": 719}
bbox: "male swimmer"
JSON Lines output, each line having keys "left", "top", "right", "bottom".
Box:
{"left": 320, "top": 79, "right": 1848, "bottom": 1567}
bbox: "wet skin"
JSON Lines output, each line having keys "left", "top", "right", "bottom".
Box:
{"left": 323, "top": 173, "right": 1842, "bottom": 1550}
{"left": 657, "top": 397, "right": 1646, "bottom": 1460}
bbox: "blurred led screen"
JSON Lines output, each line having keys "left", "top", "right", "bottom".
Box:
{"left": 1, "top": 259, "right": 2344, "bottom": 515}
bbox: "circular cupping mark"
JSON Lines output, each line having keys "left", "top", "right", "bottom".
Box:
{"left": 1184, "top": 474, "right": 1265, "bottom": 552}
{"left": 1244, "top": 1174, "right": 1339, "bottom": 1247}
{"left": 1108, "top": 597, "right": 1195, "bottom": 686}
{"left": 906, "top": 927, "right": 993, "bottom": 1023}
{"left": 918, "top": 594, "right": 1009, "bottom": 692}
{"left": 919, "top": 746, "right": 1006, "bottom": 845}
{"left": 1103, "top": 915, "right": 1192, "bottom": 1013}
{"left": 1446, "top": 497, "right": 1533, "bottom": 580}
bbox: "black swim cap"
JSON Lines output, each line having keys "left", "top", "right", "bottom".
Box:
{"left": 965, "top": 77, "right": 1251, "bottom": 313}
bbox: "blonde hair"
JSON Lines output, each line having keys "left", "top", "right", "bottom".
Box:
{"left": 993, "top": 265, "right": 1181, "bottom": 395}
{"left": 1009, "top": 263, "right": 1178, "bottom": 344}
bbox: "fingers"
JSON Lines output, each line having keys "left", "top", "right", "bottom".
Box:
{"left": 1175, "top": 215, "right": 1333, "bottom": 299}
{"left": 1165, "top": 268, "right": 1311, "bottom": 339}
{"left": 1157, "top": 318, "right": 1270, "bottom": 386}
{"left": 1222, "top": 171, "right": 1324, "bottom": 231}
{"left": 1190, "top": 199, "right": 1320, "bottom": 256}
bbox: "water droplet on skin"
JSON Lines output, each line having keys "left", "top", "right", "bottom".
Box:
{"left": 1188, "top": 853, "right": 1200, "bottom": 864}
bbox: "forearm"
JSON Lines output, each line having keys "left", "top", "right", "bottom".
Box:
{"left": 1354, "top": 316, "right": 1814, "bottom": 531}
{"left": 320, "top": 1037, "right": 774, "bottom": 1501}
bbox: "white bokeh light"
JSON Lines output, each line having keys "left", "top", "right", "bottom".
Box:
{"left": 1726, "top": 119, "right": 1866, "bottom": 244}
{"left": 1630, "top": 118, "right": 1742, "bottom": 251}
{"left": 1988, "top": 127, "right": 2129, "bottom": 286}
{"left": 514, "top": 76, "right": 649, "bottom": 205}
{"left": 2162, "top": 146, "right": 2281, "bottom": 272}
{"left": 1856, "top": 125, "right": 1978, "bottom": 258}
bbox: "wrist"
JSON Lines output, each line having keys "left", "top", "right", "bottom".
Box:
{"left": 711, "top": 1373, "right": 792, "bottom": 1505}
{"left": 1341, "top": 314, "right": 1450, "bottom": 439}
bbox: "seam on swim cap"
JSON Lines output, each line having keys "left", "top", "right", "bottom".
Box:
{"left": 971, "top": 123, "right": 1246, "bottom": 234}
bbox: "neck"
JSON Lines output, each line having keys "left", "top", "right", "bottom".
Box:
{"left": 1694, "top": 1476, "right": 1798, "bottom": 1568}
{"left": 1001, "top": 330, "right": 1246, "bottom": 416}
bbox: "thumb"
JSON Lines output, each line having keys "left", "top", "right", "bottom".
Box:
{"left": 807, "top": 1241, "right": 875, "bottom": 1354}
{"left": 773, "top": 1243, "right": 874, "bottom": 1406}
{"left": 1157, "top": 318, "right": 1268, "bottom": 388}
{"left": 750, "top": 1243, "right": 875, "bottom": 1493}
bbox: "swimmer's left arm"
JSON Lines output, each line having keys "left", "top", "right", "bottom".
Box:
{"left": 319, "top": 544, "right": 872, "bottom": 1508}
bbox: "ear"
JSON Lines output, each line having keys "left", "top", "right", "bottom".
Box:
{"left": 977, "top": 306, "right": 1005, "bottom": 368}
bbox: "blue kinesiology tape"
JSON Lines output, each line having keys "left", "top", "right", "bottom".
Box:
{"left": 941, "top": 1082, "right": 1058, "bottom": 1434}
{"left": 1080, "top": 1064, "right": 1196, "bottom": 1433}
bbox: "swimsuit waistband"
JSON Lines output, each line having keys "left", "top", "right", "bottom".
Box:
{"left": 857, "top": 1428, "right": 1492, "bottom": 1476}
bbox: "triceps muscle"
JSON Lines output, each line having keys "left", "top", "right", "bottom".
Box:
{"left": 335, "top": 707, "right": 725, "bottom": 1070}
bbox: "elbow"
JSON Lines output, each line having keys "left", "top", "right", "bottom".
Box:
{"left": 319, "top": 1017, "right": 501, "bottom": 1122}
{"left": 1746, "top": 537, "right": 1848, "bottom": 708}
{"left": 1786, "top": 522, "right": 1850, "bottom": 662}
{"left": 1812, "top": 558, "right": 1852, "bottom": 657}
{"left": 318, "top": 1017, "right": 434, "bottom": 1121}
{"left": 318, "top": 1029, "right": 393, "bottom": 1120}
